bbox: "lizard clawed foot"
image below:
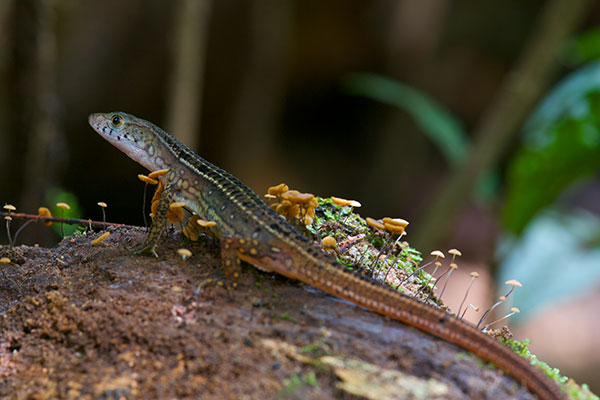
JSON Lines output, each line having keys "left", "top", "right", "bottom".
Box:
{"left": 125, "top": 239, "right": 159, "bottom": 258}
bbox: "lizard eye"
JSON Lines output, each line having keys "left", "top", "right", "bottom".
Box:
{"left": 111, "top": 115, "right": 124, "bottom": 127}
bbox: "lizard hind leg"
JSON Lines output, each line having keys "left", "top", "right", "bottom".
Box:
{"left": 220, "top": 237, "right": 244, "bottom": 288}
{"left": 220, "top": 236, "right": 297, "bottom": 287}
{"left": 220, "top": 236, "right": 286, "bottom": 289}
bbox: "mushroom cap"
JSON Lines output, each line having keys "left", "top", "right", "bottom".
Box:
{"left": 267, "top": 183, "right": 289, "bottom": 196}
{"left": 430, "top": 250, "right": 445, "bottom": 258}
{"left": 3, "top": 204, "right": 16, "bottom": 211}
{"left": 38, "top": 207, "right": 53, "bottom": 227}
{"left": 281, "top": 190, "right": 315, "bottom": 204}
{"left": 321, "top": 236, "right": 337, "bottom": 249}
{"left": 138, "top": 174, "right": 159, "bottom": 185}
{"left": 97, "top": 202, "right": 108, "bottom": 208}
{"left": 182, "top": 226, "right": 199, "bottom": 241}
{"left": 448, "top": 248, "right": 462, "bottom": 256}
{"left": 91, "top": 232, "right": 110, "bottom": 245}
{"left": 56, "top": 202, "right": 71, "bottom": 210}
{"left": 168, "top": 208, "right": 184, "bottom": 223}
{"left": 177, "top": 248, "right": 193, "bottom": 258}
{"left": 148, "top": 168, "right": 169, "bottom": 178}
{"left": 383, "top": 222, "right": 405, "bottom": 235}
{"left": 38, "top": 207, "right": 52, "bottom": 217}
{"left": 151, "top": 181, "right": 165, "bottom": 203}
{"left": 197, "top": 219, "right": 217, "bottom": 228}
{"left": 169, "top": 202, "right": 186, "bottom": 209}
{"left": 331, "top": 196, "right": 361, "bottom": 208}
{"left": 505, "top": 279, "right": 522, "bottom": 287}
{"left": 366, "top": 217, "right": 385, "bottom": 230}
{"left": 382, "top": 217, "right": 409, "bottom": 228}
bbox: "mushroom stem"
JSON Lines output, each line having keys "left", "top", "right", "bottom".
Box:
{"left": 5, "top": 217, "right": 13, "bottom": 248}
{"left": 437, "top": 263, "right": 458, "bottom": 305}
{"left": 12, "top": 220, "right": 34, "bottom": 245}
{"left": 457, "top": 272, "right": 479, "bottom": 318}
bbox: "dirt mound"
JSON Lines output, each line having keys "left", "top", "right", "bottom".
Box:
{"left": 1, "top": 228, "right": 536, "bottom": 399}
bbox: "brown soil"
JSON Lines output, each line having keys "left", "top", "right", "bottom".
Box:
{"left": 1, "top": 227, "right": 538, "bottom": 400}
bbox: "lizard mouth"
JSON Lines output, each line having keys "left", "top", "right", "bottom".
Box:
{"left": 88, "top": 112, "right": 166, "bottom": 172}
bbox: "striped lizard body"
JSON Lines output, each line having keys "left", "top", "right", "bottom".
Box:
{"left": 89, "top": 111, "right": 565, "bottom": 400}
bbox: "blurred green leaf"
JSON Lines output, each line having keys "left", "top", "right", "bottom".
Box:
{"left": 46, "top": 188, "right": 83, "bottom": 236}
{"left": 569, "top": 26, "right": 600, "bottom": 65}
{"left": 499, "top": 210, "right": 600, "bottom": 319}
{"left": 342, "top": 73, "right": 469, "bottom": 166}
{"left": 503, "top": 61, "right": 600, "bottom": 234}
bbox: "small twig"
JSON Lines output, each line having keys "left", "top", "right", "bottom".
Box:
{"left": 0, "top": 212, "right": 140, "bottom": 230}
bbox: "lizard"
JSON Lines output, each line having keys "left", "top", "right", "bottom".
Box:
{"left": 89, "top": 111, "right": 566, "bottom": 400}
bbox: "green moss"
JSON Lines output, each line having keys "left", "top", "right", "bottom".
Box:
{"left": 277, "top": 372, "right": 320, "bottom": 399}
{"left": 311, "top": 197, "right": 428, "bottom": 292}
{"left": 503, "top": 338, "right": 599, "bottom": 400}
{"left": 275, "top": 312, "right": 297, "bottom": 323}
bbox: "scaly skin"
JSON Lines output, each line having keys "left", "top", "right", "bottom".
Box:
{"left": 89, "top": 112, "right": 566, "bottom": 400}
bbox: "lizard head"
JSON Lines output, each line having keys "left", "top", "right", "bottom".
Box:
{"left": 89, "top": 111, "right": 168, "bottom": 171}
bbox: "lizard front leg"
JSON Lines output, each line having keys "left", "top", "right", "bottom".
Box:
{"left": 131, "top": 185, "right": 174, "bottom": 257}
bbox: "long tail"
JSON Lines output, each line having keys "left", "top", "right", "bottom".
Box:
{"left": 278, "top": 252, "right": 566, "bottom": 400}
